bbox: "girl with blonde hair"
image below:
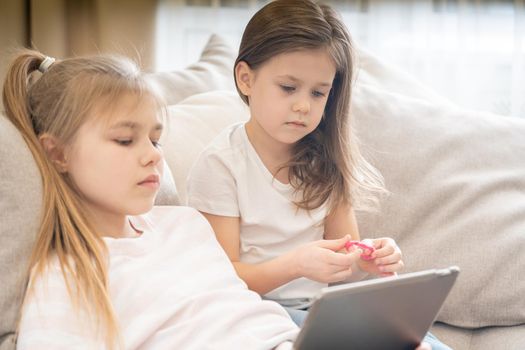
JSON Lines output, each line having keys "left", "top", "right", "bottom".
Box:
{"left": 3, "top": 50, "right": 299, "bottom": 349}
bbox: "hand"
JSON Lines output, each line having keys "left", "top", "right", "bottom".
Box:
{"left": 292, "top": 235, "right": 362, "bottom": 284}
{"left": 357, "top": 237, "right": 404, "bottom": 277}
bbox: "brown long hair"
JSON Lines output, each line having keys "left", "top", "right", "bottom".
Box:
{"left": 235, "top": 0, "right": 385, "bottom": 214}
{"left": 2, "top": 49, "right": 161, "bottom": 349}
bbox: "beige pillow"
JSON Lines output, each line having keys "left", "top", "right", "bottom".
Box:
{"left": 147, "top": 34, "right": 236, "bottom": 105}
{"left": 356, "top": 47, "right": 454, "bottom": 107}
{"left": 147, "top": 33, "right": 237, "bottom": 202}
{"left": 0, "top": 115, "right": 42, "bottom": 350}
{"left": 160, "top": 91, "right": 249, "bottom": 203}
{"left": 352, "top": 83, "right": 525, "bottom": 328}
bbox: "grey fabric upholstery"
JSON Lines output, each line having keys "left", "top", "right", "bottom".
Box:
{"left": 0, "top": 116, "right": 42, "bottom": 350}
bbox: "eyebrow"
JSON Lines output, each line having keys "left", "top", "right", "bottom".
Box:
{"left": 109, "top": 121, "right": 163, "bottom": 131}
{"left": 276, "top": 75, "right": 332, "bottom": 87}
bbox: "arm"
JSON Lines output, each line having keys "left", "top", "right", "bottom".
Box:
{"left": 323, "top": 202, "right": 360, "bottom": 241}
{"left": 201, "top": 212, "right": 362, "bottom": 295}
{"left": 323, "top": 202, "right": 368, "bottom": 281}
{"left": 17, "top": 269, "right": 103, "bottom": 350}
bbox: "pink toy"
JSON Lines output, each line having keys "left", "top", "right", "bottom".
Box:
{"left": 344, "top": 240, "right": 375, "bottom": 260}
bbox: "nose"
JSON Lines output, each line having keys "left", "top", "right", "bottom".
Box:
{"left": 140, "top": 140, "right": 163, "bottom": 167}
{"left": 292, "top": 96, "right": 310, "bottom": 115}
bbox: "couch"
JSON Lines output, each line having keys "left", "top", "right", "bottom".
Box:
{"left": 1, "top": 34, "right": 524, "bottom": 350}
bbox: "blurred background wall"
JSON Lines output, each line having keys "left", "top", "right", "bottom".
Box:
{"left": 1, "top": 0, "right": 524, "bottom": 117}
{"left": 0, "top": 0, "right": 158, "bottom": 93}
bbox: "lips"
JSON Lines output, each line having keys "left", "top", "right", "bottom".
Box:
{"left": 286, "top": 121, "right": 306, "bottom": 127}
{"left": 138, "top": 174, "right": 160, "bottom": 186}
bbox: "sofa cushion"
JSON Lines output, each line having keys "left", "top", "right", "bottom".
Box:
{"left": 356, "top": 47, "right": 454, "bottom": 107}
{"left": 161, "top": 91, "right": 249, "bottom": 203}
{"left": 147, "top": 34, "right": 236, "bottom": 105}
{"left": 353, "top": 83, "right": 525, "bottom": 328}
{"left": 431, "top": 322, "right": 525, "bottom": 350}
{"left": 0, "top": 115, "right": 42, "bottom": 350}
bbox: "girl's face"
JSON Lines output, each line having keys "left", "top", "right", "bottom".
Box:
{"left": 238, "top": 48, "right": 336, "bottom": 149}
{"left": 63, "top": 93, "right": 164, "bottom": 222}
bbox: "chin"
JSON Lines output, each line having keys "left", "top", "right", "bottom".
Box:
{"left": 128, "top": 201, "right": 155, "bottom": 216}
{"left": 281, "top": 137, "right": 304, "bottom": 145}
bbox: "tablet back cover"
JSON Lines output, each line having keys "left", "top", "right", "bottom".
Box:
{"left": 295, "top": 267, "right": 459, "bottom": 350}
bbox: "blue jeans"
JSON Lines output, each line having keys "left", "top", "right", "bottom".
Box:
{"left": 283, "top": 307, "right": 452, "bottom": 350}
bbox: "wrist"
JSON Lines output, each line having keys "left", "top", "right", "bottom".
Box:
{"left": 286, "top": 248, "right": 302, "bottom": 280}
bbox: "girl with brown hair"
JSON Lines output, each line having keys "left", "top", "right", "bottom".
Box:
{"left": 187, "top": 1, "right": 448, "bottom": 348}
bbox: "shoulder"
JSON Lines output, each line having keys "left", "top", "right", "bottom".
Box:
{"left": 188, "top": 123, "right": 249, "bottom": 183}
{"left": 142, "top": 206, "right": 207, "bottom": 227}
{"left": 25, "top": 262, "right": 67, "bottom": 300}
{"left": 140, "top": 206, "right": 213, "bottom": 238}
{"left": 197, "top": 122, "right": 247, "bottom": 161}
{"left": 18, "top": 263, "right": 102, "bottom": 348}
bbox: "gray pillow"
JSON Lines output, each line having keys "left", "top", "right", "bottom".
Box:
{"left": 0, "top": 115, "right": 42, "bottom": 350}
{"left": 353, "top": 83, "right": 525, "bottom": 328}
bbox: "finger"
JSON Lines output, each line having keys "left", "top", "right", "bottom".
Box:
{"left": 371, "top": 237, "right": 396, "bottom": 249}
{"left": 327, "top": 248, "right": 362, "bottom": 267}
{"left": 378, "top": 259, "right": 404, "bottom": 270}
{"left": 374, "top": 251, "right": 402, "bottom": 265}
{"left": 316, "top": 235, "right": 351, "bottom": 251}
{"left": 371, "top": 239, "right": 401, "bottom": 259}
{"left": 371, "top": 244, "right": 395, "bottom": 259}
{"left": 377, "top": 261, "right": 404, "bottom": 274}
{"left": 370, "top": 238, "right": 385, "bottom": 249}
{"left": 328, "top": 267, "right": 355, "bottom": 283}
{"left": 379, "top": 272, "right": 396, "bottom": 277}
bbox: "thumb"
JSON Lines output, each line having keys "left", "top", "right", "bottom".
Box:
{"left": 317, "top": 235, "right": 351, "bottom": 251}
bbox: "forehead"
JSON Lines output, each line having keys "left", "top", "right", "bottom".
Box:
{"left": 258, "top": 48, "right": 336, "bottom": 82}
{"left": 92, "top": 92, "right": 163, "bottom": 130}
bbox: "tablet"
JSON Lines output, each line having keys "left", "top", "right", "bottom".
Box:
{"left": 294, "top": 266, "right": 460, "bottom": 350}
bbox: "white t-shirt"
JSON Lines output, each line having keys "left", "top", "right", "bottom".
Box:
{"left": 18, "top": 206, "right": 298, "bottom": 350}
{"left": 187, "top": 123, "right": 327, "bottom": 305}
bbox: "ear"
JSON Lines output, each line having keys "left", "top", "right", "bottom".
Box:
{"left": 39, "top": 133, "right": 69, "bottom": 173}
{"left": 235, "top": 61, "right": 255, "bottom": 97}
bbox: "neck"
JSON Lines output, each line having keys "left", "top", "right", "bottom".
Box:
{"left": 245, "top": 120, "right": 292, "bottom": 177}
{"left": 84, "top": 205, "right": 140, "bottom": 238}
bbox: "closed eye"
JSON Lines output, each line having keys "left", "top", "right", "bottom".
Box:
{"left": 280, "top": 85, "right": 296, "bottom": 93}
{"left": 152, "top": 140, "right": 162, "bottom": 148}
{"left": 312, "top": 90, "right": 326, "bottom": 98}
{"left": 115, "top": 139, "right": 132, "bottom": 146}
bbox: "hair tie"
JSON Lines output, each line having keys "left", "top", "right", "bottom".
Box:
{"left": 38, "top": 56, "right": 55, "bottom": 73}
